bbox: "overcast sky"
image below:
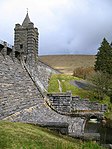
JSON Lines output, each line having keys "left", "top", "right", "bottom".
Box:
{"left": 0, "top": 0, "right": 112, "bottom": 55}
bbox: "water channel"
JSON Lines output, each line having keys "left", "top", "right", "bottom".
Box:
{"left": 84, "top": 118, "right": 112, "bottom": 146}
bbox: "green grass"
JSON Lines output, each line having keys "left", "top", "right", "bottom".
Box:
{"left": 82, "top": 141, "right": 104, "bottom": 149}
{"left": 0, "top": 121, "right": 104, "bottom": 149}
{"left": 0, "top": 121, "right": 80, "bottom": 149}
{"left": 48, "top": 74, "right": 80, "bottom": 94}
{"left": 48, "top": 74, "right": 94, "bottom": 99}
{"left": 48, "top": 74, "right": 112, "bottom": 119}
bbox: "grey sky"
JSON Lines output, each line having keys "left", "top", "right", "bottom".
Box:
{"left": 0, "top": 0, "right": 112, "bottom": 55}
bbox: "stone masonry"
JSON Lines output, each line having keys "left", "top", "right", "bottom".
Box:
{"left": 14, "top": 12, "right": 38, "bottom": 64}
{"left": 0, "top": 13, "right": 106, "bottom": 138}
{"left": 47, "top": 92, "right": 107, "bottom": 118}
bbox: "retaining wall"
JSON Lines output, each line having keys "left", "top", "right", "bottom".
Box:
{"left": 47, "top": 92, "right": 107, "bottom": 115}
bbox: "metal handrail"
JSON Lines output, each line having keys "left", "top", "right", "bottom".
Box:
{"left": 0, "top": 40, "right": 4, "bottom": 45}
{"left": 0, "top": 39, "right": 13, "bottom": 49}
{"left": 7, "top": 43, "right": 13, "bottom": 49}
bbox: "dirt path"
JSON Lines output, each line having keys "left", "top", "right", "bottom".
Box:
{"left": 58, "top": 79, "right": 62, "bottom": 92}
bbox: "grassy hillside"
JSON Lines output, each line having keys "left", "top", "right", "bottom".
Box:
{"left": 0, "top": 121, "right": 104, "bottom": 149}
{"left": 39, "top": 55, "right": 95, "bottom": 74}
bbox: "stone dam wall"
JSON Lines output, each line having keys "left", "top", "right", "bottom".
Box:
{"left": 0, "top": 43, "right": 106, "bottom": 138}
{"left": 0, "top": 48, "right": 59, "bottom": 119}
{"left": 0, "top": 51, "right": 84, "bottom": 136}
{"left": 36, "top": 60, "right": 60, "bottom": 90}
{"left": 0, "top": 48, "right": 84, "bottom": 136}
{"left": 0, "top": 53, "right": 42, "bottom": 119}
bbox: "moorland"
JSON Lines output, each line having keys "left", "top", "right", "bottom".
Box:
{"left": 39, "top": 55, "right": 95, "bottom": 74}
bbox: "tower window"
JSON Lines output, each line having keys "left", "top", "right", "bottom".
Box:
{"left": 20, "top": 44, "right": 23, "bottom": 49}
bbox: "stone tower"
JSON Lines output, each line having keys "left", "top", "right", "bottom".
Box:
{"left": 14, "top": 12, "right": 39, "bottom": 65}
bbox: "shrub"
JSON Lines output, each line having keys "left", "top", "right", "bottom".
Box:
{"left": 73, "top": 67, "right": 94, "bottom": 79}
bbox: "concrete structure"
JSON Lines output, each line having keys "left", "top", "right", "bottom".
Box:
{"left": 0, "top": 13, "right": 107, "bottom": 139}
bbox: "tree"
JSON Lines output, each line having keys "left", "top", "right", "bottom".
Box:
{"left": 95, "top": 38, "right": 112, "bottom": 74}
{"left": 90, "top": 71, "right": 108, "bottom": 100}
{"left": 94, "top": 38, "right": 112, "bottom": 102}
{"left": 104, "top": 74, "right": 112, "bottom": 103}
{"left": 90, "top": 71, "right": 112, "bottom": 102}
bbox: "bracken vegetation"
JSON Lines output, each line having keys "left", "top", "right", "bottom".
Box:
{"left": 73, "top": 66, "right": 94, "bottom": 79}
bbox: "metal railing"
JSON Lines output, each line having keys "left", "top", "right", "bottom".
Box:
{"left": 7, "top": 43, "right": 13, "bottom": 49}
{"left": 0, "top": 39, "right": 13, "bottom": 49}
{"left": 0, "top": 39, "right": 4, "bottom": 45}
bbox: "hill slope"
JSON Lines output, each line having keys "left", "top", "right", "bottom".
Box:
{"left": 39, "top": 55, "right": 95, "bottom": 74}
{"left": 0, "top": 121, "right": 81, "bottom": 149}
{"left": 0, "top": 121, "right": 104, "bottom": 149}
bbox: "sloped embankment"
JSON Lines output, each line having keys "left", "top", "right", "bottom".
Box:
{"left": 0, "top": 121, "right": 82, "bottom": 149}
